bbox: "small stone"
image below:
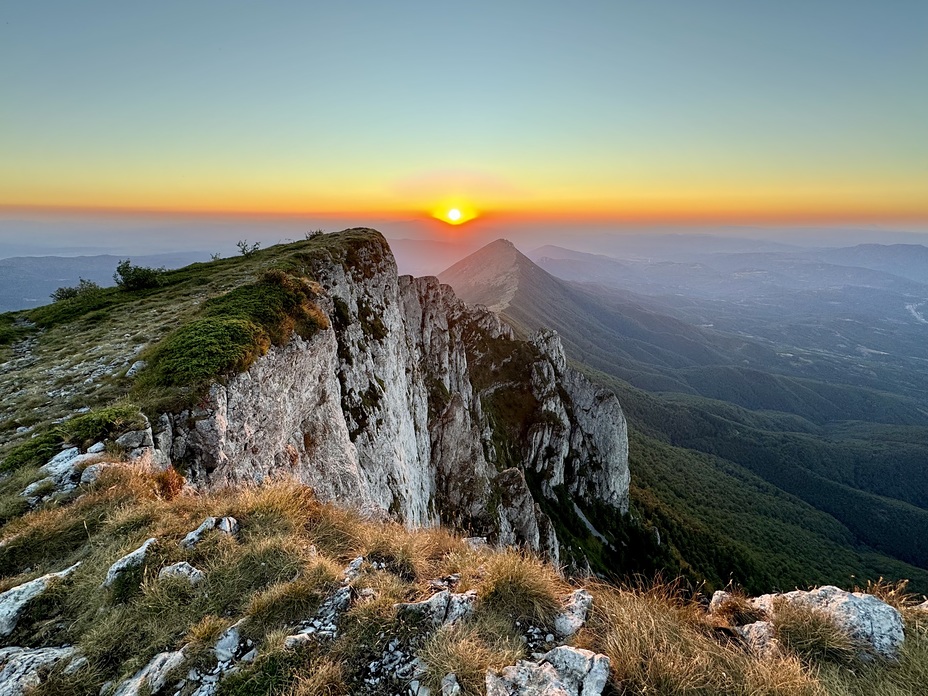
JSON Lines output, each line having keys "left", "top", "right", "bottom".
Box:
{"left": 213, "top": 621, "right": 244, "bottom": 662}
{"left": 554, "top": 589, "right": 594, "bottom": 638}
{"left": 103, "top": 538, "right": 157, "bottom": 588}
{"left": 158, "top": 562, "right": 205, "bottom": 586}
{"left": 126, "top": 360, "right": 147, "bottom": 378}
{"left": 343, "top": 556, "right": 364, "bottom": 581}
{"left": 80, "top": 464, "right": 108, "bottom": 486}
{"left": 87, "top": 442, "right": 106, "bottom": 454}
{"left": 441, "top": 673, "right": 462, "bottom": 695}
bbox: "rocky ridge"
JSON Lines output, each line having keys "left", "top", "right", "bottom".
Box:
{"left": 154, "top": 230, "right": 629, "bottom": 561}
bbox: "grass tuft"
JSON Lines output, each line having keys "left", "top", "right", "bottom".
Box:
{"left": 772, "top": 598, "right": 865, "bottom": 666}
{"left": 477, "top": 550, "right": 564, "bottom": 625}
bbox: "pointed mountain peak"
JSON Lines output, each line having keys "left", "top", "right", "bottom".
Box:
{"left": 439, "top": 238, "right": 560, "bottom": 313}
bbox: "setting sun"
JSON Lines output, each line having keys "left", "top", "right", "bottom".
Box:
{"left": 431, "top": 203, "right": 478, "bottom": 225}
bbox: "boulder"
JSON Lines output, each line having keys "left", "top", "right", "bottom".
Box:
{"left": 554, "top": 589, "right": 593, "bottom": 638}
{"left": 80, "top": 463, "right": 109, "bottom": 486}
{"left": 753, "top": 585, "right": 904, "bottom": 660}
{"left": 486, "top": 646, "right": 610, "bottom": 696}
{"left": 115, "top": 428, "right": 154, "bottom": 450}
{"left": 103, "top": 538, "right": 157, "bottom": 588}
{"left": 0, "top": 646, "right": 78, "bottom": 696}
{"left": 125, "top": 360, "right": 147, "bottom": 378}
{"left": 158, "top": 561, "right": 205, "bottom": 586}
{"left": 0, "top": 562, "right": 80, "bottom": 637}
{"left": 87, "top": 442, "right": 106, "bottom": 454}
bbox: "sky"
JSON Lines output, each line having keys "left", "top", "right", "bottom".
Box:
{"left": 1, "top": 0, "right": 927, "bottom": 245}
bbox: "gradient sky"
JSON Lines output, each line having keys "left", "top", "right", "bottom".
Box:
{"left": 2, "top": 1, "right": 927, "bottom": 226}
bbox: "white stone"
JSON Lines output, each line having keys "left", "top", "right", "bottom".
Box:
{"left": 180, "top": 516, "right": 238, "bottom": 548}
{"left": 709, "top": 590, "right": 732, "bottom": 614}
{"left": 738, "top": 621, "right": 779, "bottom": 658}
{"left": 0, "top": 646, "right": 78, "bottom": 696}
{"left": 487, "top": 647, "right": 610, "bottom": 696}
{"left": 125, "top": 360, "right": 147, "bottom": 378}
{"left": 213, "top": 622, "right": 243, "bottom": 662}
{"left": 103, "top": 538, "right": 157, "bottom": 588}
{"left": 111, "top": 648, "right": 186, "bottom": 696}
{"left": 87, "top": 441, "right": 106, "bottom": 454}
{"left": 0, "top": 562, "right": 80, "bottom": 637}
{"left": 158, "top": 561, "right": 205, "bottom": 585}
{"left": 441, "top": 673, "right": 462, "bottom": 695}
{"left": 753, "top": 585, "right": 904, "bottom": 660}
{"left": 80, "top": 463, "right": 108, "bottom": 486}
{"left": 554, "top": 589, "right": 593, "bottom": 638}
{"left": 396, "top": 589, "right": 476, "bottom": 627}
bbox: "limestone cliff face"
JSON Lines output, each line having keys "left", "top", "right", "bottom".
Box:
{"left": 158, "top": 230, "right": 629, "bottom": 559}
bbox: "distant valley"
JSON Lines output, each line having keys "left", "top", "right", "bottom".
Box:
{"left": 440, "top": 238, "right": 928, "bottom": 592}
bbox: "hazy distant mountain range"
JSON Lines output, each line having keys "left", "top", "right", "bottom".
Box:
{"left": 0, "top": 252, "right": 211, "bottom": 312}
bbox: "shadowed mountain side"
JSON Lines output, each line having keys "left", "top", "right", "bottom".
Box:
{"left": 440, "top": 240, "right": 928, "bottom": 426}
{"left": 439, "top": 239, "right": 928, "bottom": 583}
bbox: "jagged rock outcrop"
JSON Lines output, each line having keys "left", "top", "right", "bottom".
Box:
{"left": 0, "top": 646, "right": 80, "bottom": 696}
{"left": 486, "top": 646, "right": 611, "bottom": 696}
{"left": 158, "top": 230, "right": 630, "bottom": 558}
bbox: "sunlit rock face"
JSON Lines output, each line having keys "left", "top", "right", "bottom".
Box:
{"left": 160, "top": 230, "right": 629, "bottom": 558}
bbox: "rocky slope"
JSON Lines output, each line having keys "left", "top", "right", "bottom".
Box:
{"left": 152, "top": 230, "right": 629, "bottom": 562}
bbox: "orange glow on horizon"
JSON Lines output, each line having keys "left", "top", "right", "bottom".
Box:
{"left": 2, "top": 193, "right": 928, "bottom": 227}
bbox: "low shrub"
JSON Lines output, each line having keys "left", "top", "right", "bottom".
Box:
{"left": 50, "top": 278, "right": 103, "bottom": 302}
{"left": 114, "top": 259, "right": 166, "bottom": 291}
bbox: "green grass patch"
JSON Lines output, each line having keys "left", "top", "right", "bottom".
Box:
{"left": 135, "top": 269, "right": 328, "bottom": 407}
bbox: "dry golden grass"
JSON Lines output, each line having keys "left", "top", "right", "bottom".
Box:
{"left": 709, "top": 589, "right": 768, "bottom": 627}
{"left": 285, "top": 658, "right": 347, "bottom": 696}
{"left": 420, "top": 614, "right": 525, "bottom": 696}
{"left": 772, "top": 598, "right": 866, "bottom": 666}
{"left": 3, "top": 468, "right": 927, "bottom": 696}
{"left": 580, "top": 582, "right": 821, "bottom": 696}
{"left": 476, "top": 549, "right": 566, "bottom": 625}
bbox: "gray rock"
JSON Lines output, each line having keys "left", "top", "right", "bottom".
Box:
{"left": 0, "top": 646, "right": 78, "bottom": 696}
{"left": 80, "top": 463, "right": 109, "bottom": 486}
{"left": 158, "top": 561, "right": 205, "bottom": 585}
{"left": 753, "top": 585, "right": 904, "bottom": 660}
{"left": 125, "top": 360, "right": 147, "bottom": 378}
{"left": 111, "top": 648, "right": 186, "bottom": 696}
{"left": 213, "top": 621, "right": 244, "bottom": 662}
{"left": 115, "top": 429, "right": 154, "bottom": 450}
{"left": 738, "top": 621, "right": 779, "bottom": 658}
{"left": 0, "top": 563, "right": 80, "bottom": 637}
{"left": 343, "top": 556, "right": 364, "bottom": 581}
{"left": 486, "top": 646, "right": 610, "bottom": 696}
{"left": 709, "top": 590, "right": 731, "bottom": 614}
{"left": 396, "top": 589, "right": 476, "bottom": 627}
{"left": 554, "top": 589, "right": 593, "bottom": 638}
{"left": 87, "top": 441, "right": 106, "bottom": 454}
{"left": 441, "top": 673, "right": 462, "bottom": 695}
{"left": 103, "top": 538, "right": 157, "bottom": 588}
{"left": 180, "top": 516, "right": 239, "bottom": 548}
{"left": 216, "top": 516, "right": 239, "bottom": 535}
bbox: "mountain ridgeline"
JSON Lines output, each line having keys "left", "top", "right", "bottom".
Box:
{"left": 0, "top": 230, "right": 640, "bottom": 577}
{"left": 440, "top": 238, "right": 928, "bottom": 593}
